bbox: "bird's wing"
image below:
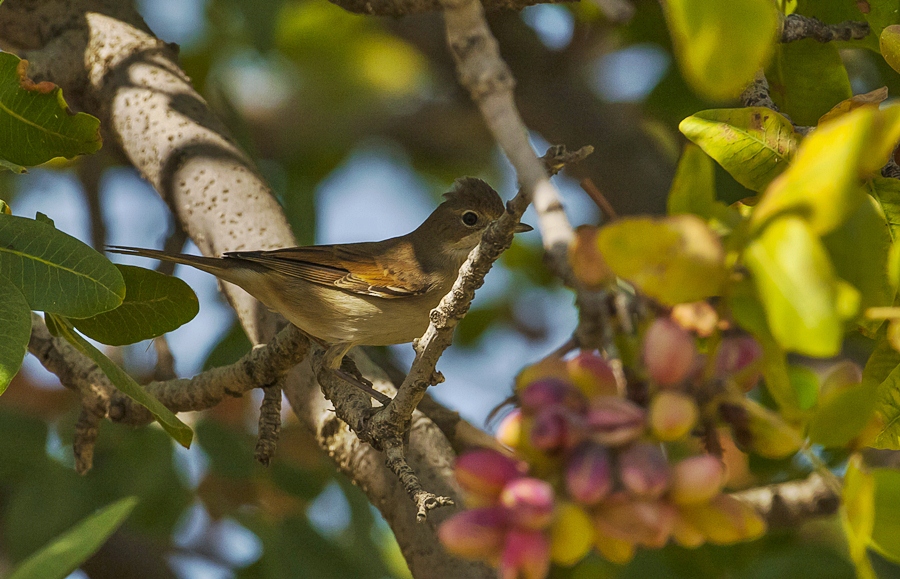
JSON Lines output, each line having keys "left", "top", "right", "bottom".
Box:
{"left": 224, "top": 243, "right": 435, "bottom": 298}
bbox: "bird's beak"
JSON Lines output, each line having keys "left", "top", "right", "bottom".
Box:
{"left": 514, "top": 222, "right": 534, "bottom": 233}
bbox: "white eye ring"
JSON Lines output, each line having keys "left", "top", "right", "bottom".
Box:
{"left": 462, "top": 211, "right": 478, "bottom": 226}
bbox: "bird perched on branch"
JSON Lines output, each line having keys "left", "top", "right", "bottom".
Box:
{"left": 109, "top": 177, "right": 531, "bottom": 384}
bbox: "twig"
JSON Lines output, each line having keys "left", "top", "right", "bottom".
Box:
{"left": 580, "top": 178, "right": 618, "bottom": 221}
{"left": 781, "top": 14, "right": 869, "bottom": 43}
{"left": 29, "top": 314, "right": 310, "bottom": 429}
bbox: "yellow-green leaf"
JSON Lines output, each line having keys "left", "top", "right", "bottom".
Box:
{"left": 842, "top": 456, "right": 877, "bottom": 579}
{"left": 596, "top": 215, "right": 726, "bottom": 305}
{"left": 745, "top": 216, "right": 850, "bottom": 357}
{"left": 750, "top": 108, "right": 875, "bottom": 235}
{"left": 662, "top": 0, "right": 778, "bottom": 101}
{"left": 881, "top": 24, "right": 900, "bottom": 74}
{"left": 679, "top": 107, "right": 798, "bottom": 193}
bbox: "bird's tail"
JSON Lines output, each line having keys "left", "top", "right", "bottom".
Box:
{"left": 106, "top": 246, "right": 241, "bottom": 279}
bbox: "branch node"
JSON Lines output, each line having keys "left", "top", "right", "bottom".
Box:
{"left": 254, "top": 379, "right": 283, "bottom": 466}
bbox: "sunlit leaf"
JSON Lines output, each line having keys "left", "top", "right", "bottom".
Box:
{"left": 44, "top": 314, "right": 193, "bottom": 448}
{"left": 0, "top": 275, "right": 30, "bottom": 395}
{"left": 819, "top": 87, "right": 888, "bottom": 125}
{"left": 679, "top": 108, "right": 797, "bottom": 193}
{"left": 750, "top": 108, "right": 874, "bottom": 235}
{"left": 0, "top": 53, "right": 101, "bottom": 167}
{"left": 768, "top": 40, "right": 852, "bottom": 126}
{"left": 662, "top": 0, "right": 778, "bottom": 101}
{"left": 745, "top": 216, "right": 851, "bottom": 357}
{"left": 0, "top": 215, "right": 124, "bottom": 317}
{"left": 596, "top": 215, "right": 726, "bottom": 305}
{"left": 72, "top": 265, "right": 199, "bottom": 346}
{"left": 7, "top": 497, "right": 138, "bottom": 579}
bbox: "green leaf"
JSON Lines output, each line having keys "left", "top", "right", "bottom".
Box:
{"left": 823, "top": 194, "right": 894, "bottom": 335}
{"left": 0, "top": 53, "right": 101, "bottom": 167}
{"left": 667, "top": 143, "right": 715, "bottom": 217}
{"left": 745, "top": 216, "right": 851, "bottom": 357}
{"left": 72, "top": 265, "right": 199, "bottom": 346}
{"left": 875, "top": 362, "right": 900, "bottom": 449}
{"left": 767, "top": 40, "right": 852, "bottom": 126}
{"left": 808, "top": 382, "right": 878, "bottom": 447}
{"left": 0, "top": 275, "right": 30, "bottom": 394}
{"left": 6, "top": 496, "right": 138, "bottom": 579}
{"left": 871, "top": 467, "right": 900, "bottom": 564}
{"left": 596, "top": 215, "right": 726, "bottom": 305}
{"left": 678, "top": 108, "right": 798, "bottom": 193}
{"left": 842, "top": 457, "right": 878, "bottom": 579}
{"left": 871, "top": 176, "right": 900, "bottom": 242}
{"left": 0, "top": 214, "right": 124, "bottom": 317}
{"left": 750, "top": 107, "right": 875, "bottom": 235}
{"left": 661, "top": 0, "right": 778, "bottom": 101}
{"left": 45, "top": 314, "right": 193, "bottom": 448}
{"left": 881, "top": 24, "right": 900, "bottom": 74}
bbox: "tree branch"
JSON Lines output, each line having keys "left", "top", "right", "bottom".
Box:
{"left": 734, "top": 473, "right": 840, "bottom": 528}
{"left": 780, "top": 14, "right": 870, "bottom": 43}
{"left": 326, "top": 0, "right": 575, "bottom": 17}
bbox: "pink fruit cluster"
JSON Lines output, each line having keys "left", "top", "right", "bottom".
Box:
{"left": 439, "top": 322, "right": 769, "bottom": 575}
{"left": 438, "top": 449, "right": 554, "bottom": 579}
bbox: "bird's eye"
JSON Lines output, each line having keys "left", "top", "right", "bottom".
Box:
{"left": 462, "top": 211, "right": 479, "bottom": 226}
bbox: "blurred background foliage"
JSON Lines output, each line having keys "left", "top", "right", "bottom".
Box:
{"left": 1, "top": 0, "right": 896, "bottom": 577}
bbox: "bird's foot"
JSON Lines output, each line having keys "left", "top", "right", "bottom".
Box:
{"left": 332, "top": 367, "right": 393, "bottom": 406}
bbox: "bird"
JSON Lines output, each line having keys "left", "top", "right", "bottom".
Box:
{"left": 108, "top": 177, "right": 532, "bottom": 385}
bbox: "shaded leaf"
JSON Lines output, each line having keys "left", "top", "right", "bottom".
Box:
{"left": 745, "top": 216, "right": 852, "bottom": 357}
{"left": 45, "top": 314, "right": 193, "bottom": 448}
{"left": 871, "top": 467, "right": 900, "bottom": 564}
{"left": 808, "top": 382, "right": 878, "bottom": 448}
{"left": 768, "top": 40, "right": 852, "bottom": 126}
{"left": 871, "top": 176, "right": 900, "bottom": 242}
{"left": 842, "top": 456, "right": 878, "bottom": 579}
{"left": 679, "top": 107, "right": 797, "bottom": 192}
{"left": 0, "top": 215, "right": 124, "bottom": 317}
{"left": 667, "top": 143, "right": 715, "bottom": 217}
{"left": 0, "top": 53, "right": 101, "bottom": 167}
{"left": 662, "top": 0, "right": 778, "bottom": 101}
{"left": 596, "top": 215, "right": 726, "bottom": 305}
{"left": 7, "top": 496, "right": 137, "bottom": 579}
{"left": 823, "top": 194, "right": 894, "bottom": 335}
{"left": 882, "top": 24, "right": 900, "bottom": 74}
{"left": 0, "top": 275, "right": 30, "bottom": 394}
{"left": 73, "top": 265, "right": 199, "bottom": 346}
{"left": 875, "top": 362, "right": 900, "bottom": 449}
